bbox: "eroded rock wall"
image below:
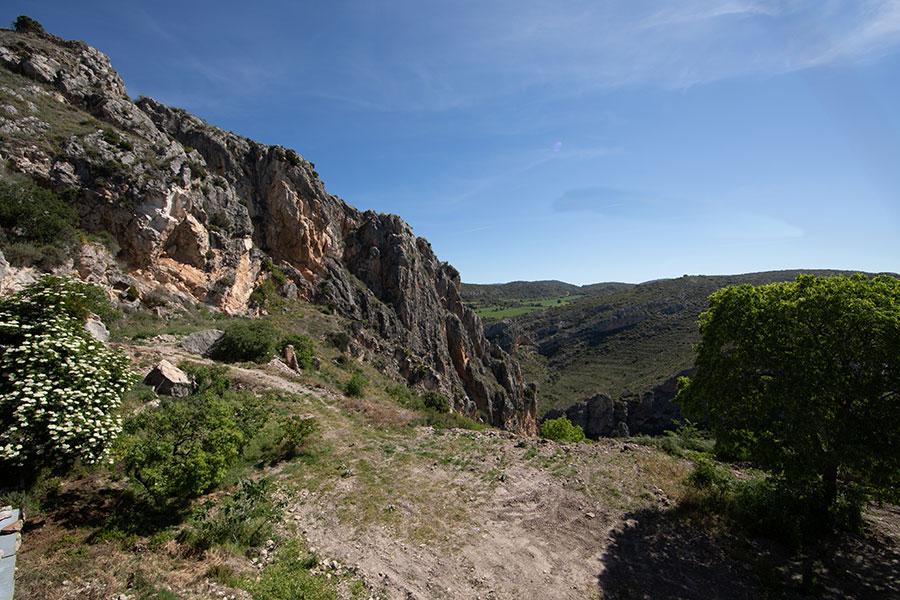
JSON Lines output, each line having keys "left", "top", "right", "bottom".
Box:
{"left": 0, "top": 23, "right": 536, "bottom": 433}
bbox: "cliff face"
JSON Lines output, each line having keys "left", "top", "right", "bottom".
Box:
{"left": 0, "top": 22, "right": 537, "bottom": 434}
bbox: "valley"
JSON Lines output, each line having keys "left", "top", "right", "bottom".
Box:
{"left": 1, "top": 16, "right": 898, "bottom": 600}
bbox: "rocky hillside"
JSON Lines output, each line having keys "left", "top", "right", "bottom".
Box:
{"left": 0, "top": 20, "right": 536, "bottom": 433}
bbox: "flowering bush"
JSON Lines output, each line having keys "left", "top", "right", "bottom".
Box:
{"left": 0, "top": 276, "right": 135, "bottom": 468}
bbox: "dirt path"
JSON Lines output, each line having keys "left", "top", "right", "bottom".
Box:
{"left": 126, "top": 343, "right": 900, "bottom": 600}
{"left": 131, "top": 341, "right": 656, "bottom": 599}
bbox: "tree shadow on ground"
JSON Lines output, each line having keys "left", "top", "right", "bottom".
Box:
{"left": 45, "top": 479, "right": 185, "bottom": 537}
{"left": 597, "top": 504, "right": 900, "bottom": 600}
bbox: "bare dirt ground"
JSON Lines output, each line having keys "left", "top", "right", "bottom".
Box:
{"left": 14, "top": 342, "right": 900, "bottom": 600}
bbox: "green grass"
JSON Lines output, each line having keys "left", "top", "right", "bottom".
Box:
{"left": 466, "top": 295, "right": 583, "bottom": 321}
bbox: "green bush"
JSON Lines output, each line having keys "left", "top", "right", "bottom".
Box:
{"left": 182, "top": 478, "right": 282, "bottom": 552}
{"left": 540, "top": 416, "right": 586, "bottom": 442}
{"left": 212, "top": 320, "right": 279, "bottom": 363}
{"left": 279, "top": 334, "right": 316, "bottom": 370}
{"left": 179, "top": 362, "right": 231, "bottom": 396}
{"left": 249, "top": 279, "right": 280, "bottom": 309}
{"left": 100, "top": 129, "right": 134, "bottom": 151}
{"left": 385, "top": 383, "right": 484, "bottom": 430}
{"left": 385, "top": 383, "right": 419, "bottom": 407}
{"left": 0, "top": 276, "right": 135, "bottom": 471}
{"left": 422, "top": 390, "right": 450, "bottom": 413}
{"left": 328, "top": 331, "right": 351, "bottom": 352}
{"left": 14, "top": 15, "right": 46, "bottom": 34}
{"left": 119, "top": 394, "right": 245, "bottom": 503}
{"left": 344, "top": 373, "right": 367, "bottom": 398}
{"left": 0, "top": 180, "right": 79, "bottom": 268}
{"left": 243, "top": 414, "right": 319, "bottom": 464}
{"left": 632, "top": 421, "right": 715, "bottom": 458}
{"left": 423, "top": 410, "right": 486, "bottom": 432}
{"left": 687, "top": 456, "right": 734, "bottom": 501}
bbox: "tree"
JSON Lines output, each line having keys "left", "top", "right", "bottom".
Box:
{"left": 678, "top": 274, "right": 900, "bottom": 527}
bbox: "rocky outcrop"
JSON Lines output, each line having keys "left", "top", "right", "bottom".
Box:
{"left": 0, "top": 22, "right": 536, "bottom": 433}
{"left": 484, "top": 319, "right": 532, "bottom": 354}
{"left": 83, "top": 315, "right": 109, "bottom": 342}
{"left": 180, "top": 329, "right": 225, "bottom": 357}
{"left": 543, "top": 370, "right": 693, "bottom": 438}
{"left": 143, "top": 360, "right": 193, "bottom": 397}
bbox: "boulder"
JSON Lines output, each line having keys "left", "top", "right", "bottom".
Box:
{"left": 180, "top": 329, "right": 224, "bottom": 357}
{"left": 543, "top": 393, "right": 629, "bottom": 438}
{"left": 83, "top": 315, "right": 110, "bottom": 342}
{"left": 283, "top": 344, "right": 299, "bottom": 371}
{"left": 144, "top": 360, "right": 193, "bottom": 397}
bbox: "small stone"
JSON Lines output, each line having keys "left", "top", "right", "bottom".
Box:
{"left": 585, "top": 512, "right": 595, "bottom": 519}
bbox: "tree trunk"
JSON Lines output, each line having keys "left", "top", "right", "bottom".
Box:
{"left": 822, "top": 462, "right": 838, "bottom": 513}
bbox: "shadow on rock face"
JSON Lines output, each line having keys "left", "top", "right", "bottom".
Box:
{"left": 597, "top": 505, "right": 900, "bottom": 600}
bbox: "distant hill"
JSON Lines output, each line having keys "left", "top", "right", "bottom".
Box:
{"left": 463, "top": 270, "right": 892, "bottom": 414}
{"left": 461, "top": 280, "right": 633, "bottom": 321}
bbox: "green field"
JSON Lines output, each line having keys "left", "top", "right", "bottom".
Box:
{"left": 465, "top": 295, "right": 583, "bottom": 321}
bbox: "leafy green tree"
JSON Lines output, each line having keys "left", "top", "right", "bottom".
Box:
{"left": 678, "top": 274, "right": 900, "bottom": 527}
{"left": 119, "top": 393, "right": 244, "bottom": 503}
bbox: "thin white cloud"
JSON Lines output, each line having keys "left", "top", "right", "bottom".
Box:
{"left": 321, "top": 0, "right": 900, "bottom": 111}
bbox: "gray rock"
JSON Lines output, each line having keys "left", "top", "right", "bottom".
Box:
{"left": 180, "top": 329, "right": 224, "bottom": 356}
{"left": 83, "top": 315, "right": 110, "bottom": 342}
{"left": 0, "top": 250, "right": 8, "bottom": 287}
{"left": 542, "top": 369, "right": 694, "bottom": 439}
{"left": 143, "top": 360, "right": 193, "bottom": 397}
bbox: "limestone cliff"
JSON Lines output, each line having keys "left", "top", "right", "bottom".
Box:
{"left": 0, "top": 20, "right": 537, "bottom": 434}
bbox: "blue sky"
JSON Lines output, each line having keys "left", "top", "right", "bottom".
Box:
{"left": 5, "top": 1, "right": 900, "bottom": 283}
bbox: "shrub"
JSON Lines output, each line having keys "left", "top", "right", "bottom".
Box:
{"left": 182, "top": 478, "right": 282, "bottom": 552}
{"left": 632, "top": 421, "right": 715, "bottom": 458}
{"left": 14, "top": 15, "right": 45, "bottom": 34}
{"left": 385, "top": 383, "right": 419, "bottom": 408}
{"left": 540, "top": 416, "right": 586, "bottom": 442}
{"left": 687, "top": 456, "right": 733, "bottom": 501}
{"left": 422, "top": 390, "right": 450, "bottom": 413}
{"left": 0, "top": 276, "right": 135, "bottom": 470}
{"left": 423, "top": 410, "right": 486, "bottom": 431}
{"left": 119, "top": 394, "right": 245, "bottom": 503}
{"left": 100, "top": 129, "right": 134, "bottom": 151}
{"left": 278, "top": 334, "right": 315, "bottom": 370}
{"left": 328, "top": 331, "right": 351, "bottom": 352}
{"left": 344, "top": 373, "right": 367, "bottom": 398}
{"left": 0, "top": 180, "right": 79, "bottom": 268}
{"left": 243, "top": 414, "right": 319, "bottom": 464}
{"left": 212, "top": 320, "right": 279, "bottom": 363}
{"left": 249, "top": 278, "right": 280, "bottom": 309}
{"left": 179, "top": 362, "right": 231, "bottom": 396}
